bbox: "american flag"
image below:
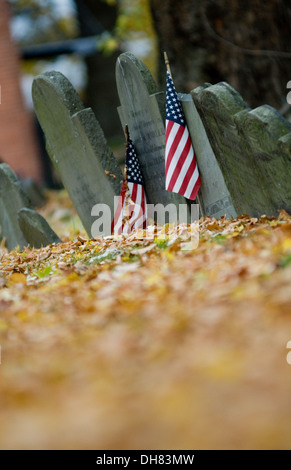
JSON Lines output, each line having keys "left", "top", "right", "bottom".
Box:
{"left": 112, "top": 130, "right": 147, "bottom": 235}
{"left": 165, "top": 70, "right": 201, "bottom": 200}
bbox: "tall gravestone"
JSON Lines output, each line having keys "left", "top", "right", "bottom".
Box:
{"left": 0, "top": 163, "right": 31, "bottom": 251}
{"left": 192, "top": 82, "right": 291, "bottom": 217}
{"left": 32, "top": 71, "right": 123, "bottom": 237}
{"left": 116, "top": 52, "right": 193, "bottom": 222}
{"left": 234, "top": 105, "right": 291, "bottom": 213}
{"left": 179, "top": 93, "right": 237, "bottom": 219}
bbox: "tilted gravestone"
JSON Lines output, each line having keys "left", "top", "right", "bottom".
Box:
{"left": 234, "top": 105, "right": 291, "bottom": 213}
{"left": 179, "top": 92, "right": 237, "bottom": 220}
{"left": 0, "top": 163, "right": 62, "bottom": 251}
{"left": 32, "top": 71, "right": 123, "bottom": 237}
{"left": 18, "top": 208, "right": 61, "bottom": 249}
{"left": 0, "top": 163, "right": 32, "bottom": 251}
{"left": 116, "top": 52, "right": 194, "bottom": 222}
{"left": 191, "top": 82, "right": 291, "bottom": 217}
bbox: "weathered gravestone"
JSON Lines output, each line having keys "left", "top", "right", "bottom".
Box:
{"left": 0, "top": 163, "right": 32, "bottom": 251}
{"left": 18, "top": 208, "right": 61, "bottom": 249}
{"left": 116, "top": 52, "right": 195, "bottom": 223}
{"left": 179, "top": 93, "right": 237, "bottom": 219}
{"left": 191, "top": 82, "right": 291, "bottom": 217}
{"left": 234, "top": 105, "right": 291, "bottom": 213}
{"left": 32, "top": 71, "right": 123, "bottom": 237}
{"left": 0, "top": 163, "right": 61, "bottom": 251}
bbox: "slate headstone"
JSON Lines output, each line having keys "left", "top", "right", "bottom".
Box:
{"left": 179, "top": 92, "right": 237, "bottom": 219}
{"left": 192, "top": 82, "right": 291, "bottom": 217}
{"left": 32, "top": 71, "right": 123, "bottom": 237}
{"left": 18, "top": 208, "right": 61, "bottom": 249}
{"left": 234, "top": 105, "right": 291, "bottom": 213}
{"left": 0, "top": 163, "right": 31, "bottom": 251}
{"left": 116, "top": 52, "right": 193, "bottom": 222}
{"left": 192, "top": 83, "right": 268, "bottom": 217}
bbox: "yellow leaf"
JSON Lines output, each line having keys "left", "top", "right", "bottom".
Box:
{"left": 8, "top": 273, "right": 26, "bottom": 285}
{"left": 145, "top": 272, "right": 161, "bottom": 286}
{"left": 281, "top": 238, "right": 291, "bottom": 253}
{"left": 0, "top": 319, "right": 8, "bottom": 331}
{"left": 161, "top": 251, "right": 174, "bottom": 261}
{"left": 17, "top": 311, "right": 28, "bottom": 322}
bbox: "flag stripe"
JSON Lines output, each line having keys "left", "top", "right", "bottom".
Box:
{"left": 112, "top": 133, "right": 147, "bottom": 235}
{"left": 165, "top": 126, "right": 189, "bottom": 189}
{"left": 111, "top": 182, "right": 126, "bottom": 234}
{"left": 165, "top": 122, "right": 185, "bottom": 175}
{"left": 128, "top": 181, "right": 140, "bottom": 229}
{"left": 180, "top": 161, "right": 199, "bottom": 199}
{"left": 167, "top": 132, "right": 192, "bottom": 192}
{"left": 189, "top": 174, "right": 202, "bottom": 200}
{"left": 129, "top": 184, "right": 146, "bottom": 231}
{"left": 173, "top": 144, "right": 197, "bottom": 196}
{"left": 165, "top": 71, "right": 201, "bottom": 201}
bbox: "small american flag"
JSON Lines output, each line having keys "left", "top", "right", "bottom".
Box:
{"left": 165, "top": 70, "right": 201, "bottom": 200}
{"left": 112, "top": 129, "right": 147, "bottom": 235}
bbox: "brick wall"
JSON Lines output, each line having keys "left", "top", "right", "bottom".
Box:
{"left": 0, "top": 0, "right": 43, "bottom": 183}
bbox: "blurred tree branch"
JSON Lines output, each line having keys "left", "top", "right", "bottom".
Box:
{"left": 150, "top": 0, "right": 291, "bottom": 111}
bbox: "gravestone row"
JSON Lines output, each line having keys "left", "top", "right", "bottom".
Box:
{"left": 0, "top": 163, "right": 61, "bottom": 251}
{"left": 115, "top": 52, "right": 291, "bottom": 220}
{"left": 1, "top": 51, "right": 291, "bottom": 251}
{"left": 191, "top": 82, "right": 291, "bottom": 217}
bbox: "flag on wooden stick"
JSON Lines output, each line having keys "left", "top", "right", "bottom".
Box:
{"left": 112, "top": 126, "right": 147, "bottom": 235}
{"left": 164, "top": 56, "right": 201, "bottom": 201}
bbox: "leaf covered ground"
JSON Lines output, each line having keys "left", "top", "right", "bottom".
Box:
{"left": 1, "top": 190, "right": 291, "bottom": 449}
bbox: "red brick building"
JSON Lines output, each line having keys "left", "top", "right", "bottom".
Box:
{"left": 0, "top": 0, "right": 43, "bottom": 183}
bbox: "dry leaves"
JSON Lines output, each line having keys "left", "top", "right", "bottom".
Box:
{"left": 1, "top": 191, "right": 291, "bottom": 449}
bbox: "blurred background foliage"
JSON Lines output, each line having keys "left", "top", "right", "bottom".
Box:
{"left": 9, "top": 0, "right": 79, "bottom": 45}
{"left": 8, "top": 0, "right": 291, "bottom": 143}
{"left": 9, "top": 0, "right": 158, "bottom": 146}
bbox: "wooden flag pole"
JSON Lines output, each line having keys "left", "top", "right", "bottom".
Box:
{"left": 125, "top": 124, "right": 129, "bottom": 142}
{"left": 123, "top": 124, "right": 129, "bottom": 180}
{"left": 163, "top": 51, "right": 205, "bottom": 219}
{"left": 164, "top": 51, "right": 172, "bottom": 79}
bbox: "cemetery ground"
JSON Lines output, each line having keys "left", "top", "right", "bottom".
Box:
{"left": 1, "top": 189, "right": 291, "bottom": 449}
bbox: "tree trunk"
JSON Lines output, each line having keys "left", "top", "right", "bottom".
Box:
{"left": 150, "top": 0, "right": 291, "bottom": 111}
{"left": 75, "top": 0, "right": 122, "bottom": 140}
